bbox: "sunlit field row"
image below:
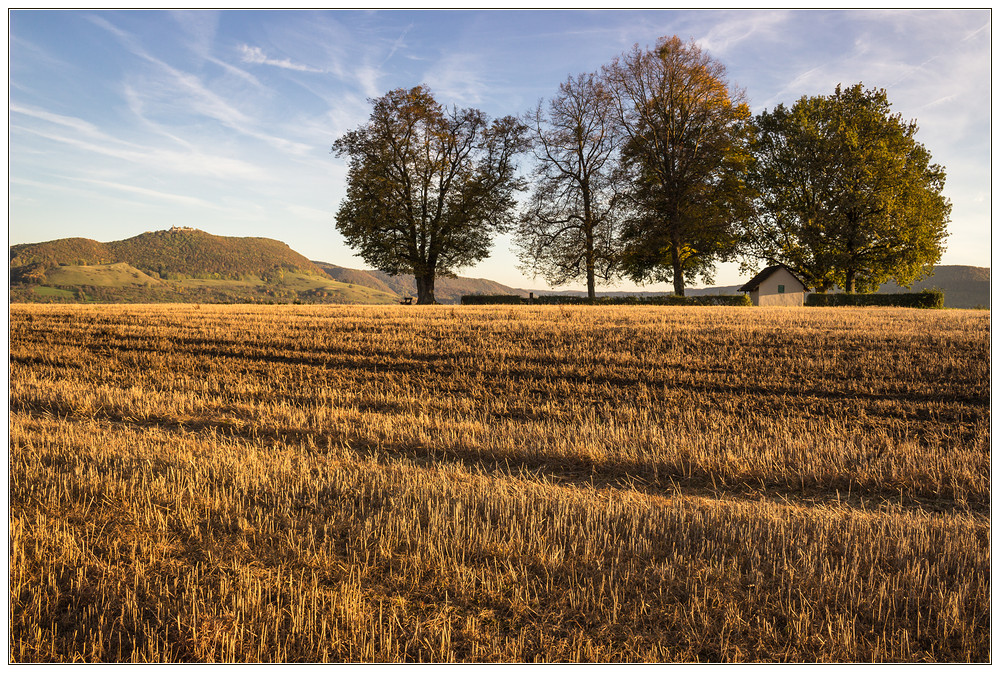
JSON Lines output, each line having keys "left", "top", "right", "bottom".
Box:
{"left": 9, "top": 303, "right": 990, "bottom": 662}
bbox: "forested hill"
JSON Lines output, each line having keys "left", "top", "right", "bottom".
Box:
{"left": 10, "top": 227, "right": 329, "bottom": 280}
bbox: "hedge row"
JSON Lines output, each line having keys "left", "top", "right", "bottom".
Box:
{"left": 460, "top": 294, "right": 752, "bottom": 306}
{"left": 459, "top": 294, "right": 526, "bottom": 305}
{"left": 805, "top": 290, "right": 944, "bottom": 308}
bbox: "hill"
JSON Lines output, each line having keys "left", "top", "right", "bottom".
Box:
{"left": 42, "top": 262, "right": 164, "bottom": 287}
{"left": 312, "top": 261, "right": 526, "bottom": 304}
{"left": 311, "top": 262, "right": 399, "bottom": 296}
{"left": 11, "top": 227, "right": 328, "bottom": 280}
{"left": 371, "top": 271, "right": 527, "bottom": 304}
{"left": 8, "top": 227, "right": 519, "bottom": 305}
{"left": 9, "top": 229, "right": 398, "bottom": 305}
{"left": 876, "top": 265, "right": 989, "bottom": 309}
{"left": 9, "top": 237, "right": 112, "bottom": 270}
{"left": 10, "top": 263, "right": 401, "bottom": 305}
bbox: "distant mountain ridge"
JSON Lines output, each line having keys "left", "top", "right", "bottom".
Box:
{"left": 8, "top": 229, "right": 988, "bottom": 308}
{"left": 313, "top": 261, "right": 525, "bottom": 305}
{"left": 876, "top": 265, "right": 989, "bottom": 309}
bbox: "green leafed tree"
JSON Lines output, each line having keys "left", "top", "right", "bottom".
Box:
{"left": 745, "top": 83, "right": 951, "bottom": 293}
{"left": 332, "top": 86, "right": 529, "bottom": 304}
{"left": 514, "top": 72, "right": 623, "bottom": 299}
{"left": 603, "top": 36, "right": 754, "bottom": 296}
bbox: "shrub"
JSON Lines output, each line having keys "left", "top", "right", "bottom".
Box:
{"left": 805, "top": 290, "right": 944, "bottom": 309}
{"left": 10, "top": 263, "right": 48, "bottom": 284}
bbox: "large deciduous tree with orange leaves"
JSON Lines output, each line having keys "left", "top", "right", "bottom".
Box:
{"left": 604, "top": 36, "right": 754, "bottom": 296}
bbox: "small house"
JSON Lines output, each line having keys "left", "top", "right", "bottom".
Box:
{"left": 739, "top": 264, "right": 809, "bottom": 307}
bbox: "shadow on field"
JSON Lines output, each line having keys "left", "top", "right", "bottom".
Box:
{"left": 11, "top": 398, "right": 985, "bottom": 517}
{"left": 17, "top": 336, "right": 989, "bottom": 410}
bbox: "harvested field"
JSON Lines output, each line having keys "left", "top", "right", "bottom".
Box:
{"left": 8, "top": 303, "right": 990, "bottom": 662}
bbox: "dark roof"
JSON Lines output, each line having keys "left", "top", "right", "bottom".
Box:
{"left": 739, "top": 264, "right": 810, "bottom": 292}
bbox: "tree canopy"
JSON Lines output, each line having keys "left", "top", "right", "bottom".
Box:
{"left": 603, "top": 36, "right": 754, "bottom": 296}
{"left": 330, "top": 56, "right": 950, "bottom": 301}
{"left": 332, "top": 86, "right": 528, "bottom": 304}
{"left": 745, "top": 83, "right": 951, "bottom": 293}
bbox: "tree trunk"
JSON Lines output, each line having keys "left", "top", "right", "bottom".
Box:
{"left": 844, "top": 269, "right": 856, "bottom": 294}
{"left": 585, "top": 234, "right": 596, "bottom": 300}
{"left": 671, "top": 240, "right": 685, "bottom": 297}
{"left": 844, "top": 228, "right": 857, "bottom": 293}
{"left": 415, "top": 274, "right": 437, "bottom": 304}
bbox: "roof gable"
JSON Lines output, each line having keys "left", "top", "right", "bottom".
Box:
{"left": 739, "top": 264, "right": 809, "bottom": 292}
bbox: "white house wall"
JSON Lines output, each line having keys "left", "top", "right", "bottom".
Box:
{"left": 756, "top": 267, "right": 806, "bottom": 307}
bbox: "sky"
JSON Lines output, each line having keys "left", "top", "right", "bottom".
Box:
{"left": 8, "top": 9, "right": 993, "bottom": 291}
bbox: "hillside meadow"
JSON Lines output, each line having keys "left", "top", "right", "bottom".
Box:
{"left": 9, "top": 265, "right": 400, "bottom": 305}
{"left": 8, "top": 303, "right": 990, "bottom": 662}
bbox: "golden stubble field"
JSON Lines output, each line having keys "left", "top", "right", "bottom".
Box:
{"left": 8, "top": 303, "right": 990, "bottom": 662}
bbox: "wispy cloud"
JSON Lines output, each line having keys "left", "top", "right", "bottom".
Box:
{"left": 11, "top": 104, "right": 269, "bottom": 181}
{"left": 8, "top": 32, "right": 75, "bottom": 84}
{"left": 89, "top": 16, "right": 313, "bottom": 157}
{"left": 165, "top": 10, "right": 263, "bottom": 86}
{"left": 380, "top": 23, "right": 413, "bottom": 66}
{"left": 169, "top": 10, "right": 219, "bottom": 57}
{"left": 71, "top": 177, "right": 224, "bottom": 209}
{"left": 90, "top": 15, "right": 251, "bottom": 127}
{"left": 11, "top": 175, "right": 206, "bottom": 214}
{"left": 9, "top": 103, "right": 104, "bottom": 138}
{"left": 283, "top": 203, "right": 333, "bottom": 222}
{"left": 696, "top": 11, "right": 790, "bottom": 55}
{"left": 239, "top": 44, "right": 323, "bottom": 73}
{"left": 423, "top": 52, "right": 489, "bottom": 105}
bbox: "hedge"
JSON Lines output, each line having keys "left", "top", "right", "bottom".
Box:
{"left": 805, "top": 289, "right": 944, "bottom": 309}
{"left": 459, "top": 294, "right": 526, "bottom": 305}
{"left": 461, "top": 294, "right": 752, "bottom": 306}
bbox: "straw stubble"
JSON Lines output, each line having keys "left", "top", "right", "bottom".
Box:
{"left": 9, "top": 304, "right": 989, "bottom": 662}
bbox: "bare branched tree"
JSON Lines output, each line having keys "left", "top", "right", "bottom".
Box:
{"left": 515, "top": 73, "right": 623, "bottom": 299}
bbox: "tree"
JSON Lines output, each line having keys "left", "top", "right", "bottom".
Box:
{"left": 742, "top": 95, "right": 840, "bottom": 292}
{"left": 603, "top": 36, "right": 754, "bottom": 296}
{"left": 745, "top": 83, "right": 951, "bottom": 293}
{"left": 514, "top": 72, "right": 623, "bottom": 299}
{"left": 332, "top": 86, "right": 529, "bottom": 304}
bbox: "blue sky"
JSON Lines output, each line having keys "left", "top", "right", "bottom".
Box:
{"left": 8, "top": 9, "right": 992, "bottom": 291}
